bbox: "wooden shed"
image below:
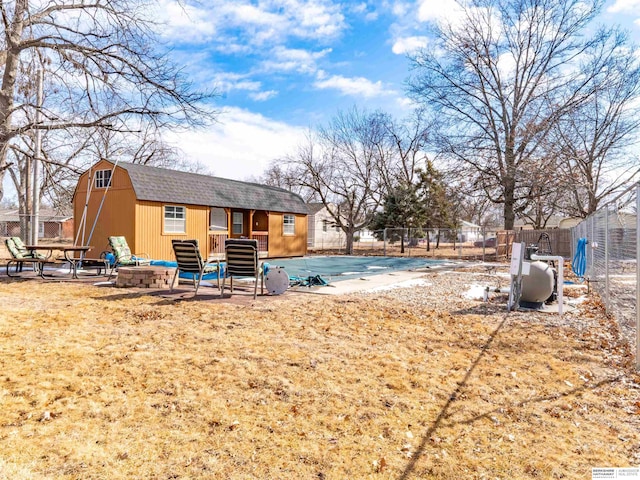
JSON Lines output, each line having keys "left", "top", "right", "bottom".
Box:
{"left": 73, "top": 160, "right": 308, "bottom": 260}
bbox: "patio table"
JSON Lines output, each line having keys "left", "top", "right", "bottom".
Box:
{"left": 25, "top": 245, "right": 95, "bottom": 279}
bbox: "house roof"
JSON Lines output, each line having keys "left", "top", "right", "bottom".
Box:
{"left": 307, "top": 203, "right": 326, "bottom": 215}
{"left": 460, "top": 220, "right": 480, "bottom": 228}
{"left": 0, "top": 208, "right": 73, "bottom": 222}
{"left": 113, "top": 161, "right": 308, "bottom": 214}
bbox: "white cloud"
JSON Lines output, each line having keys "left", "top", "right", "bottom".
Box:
{"left": 156, "top": 0, "right": 217, "bottom": 43}
{"left": 157, "top": 0, "right": 346, "bottom": 47}
{"left": 392, "top": 36, "right": 429, "bottom": 55}
{"left": 365, "top": 11, "right": 380, "bottom": 21}
{"left": 214, "top": 43, "right": 252, "bottom": 55}
{"left": 260, "top": 47, "right": 331, "bottom": 74}
{"left": 496, "top": 51, "right": 517, "bottom": 77}
{"left": 292, "top": 1, "right": 345, "bottom": 39}
{"left": 164, "top": 108, "right": 306, "bottom": 181}
{"left": 249, "top": 90, "right": 279, "bottom": 101}
{"left": 397, "top": 96, "right": 417, "bottom": 109}
{"left": 313, "top": 74, "right": 393, "bottom": 97}
{"left": 391, "top": 1, "right": 411, "bottom": 17}
{"left": 417, "top": 0, "right": 465, "bottom": 23}
{"left": 608, "top": 0, "right": 640, "bottom": 12}
{"left": 211, "top": 72, "right": 262, "bottom": 93}
{"left": 349, "top": 2, "right": 379, "bottom": 21}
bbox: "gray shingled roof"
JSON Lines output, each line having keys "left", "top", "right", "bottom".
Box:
{"left": 0, "top": 208, "right": 72, "bottom": 221}
{"left": 115, "top": 162, "right": 308, "bottom": 214}
{"left": 307, "top": 203, "right": 326, "bottom": 215}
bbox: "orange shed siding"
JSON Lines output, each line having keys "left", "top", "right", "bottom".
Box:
{"left": 73, "top": 160, "right": 136, "bottom": 256}
{"left": 135, "top": 201, "right": 210, "bottom": 261}
{"left": 268, "top": 212, "right": 307, "bottom": 257}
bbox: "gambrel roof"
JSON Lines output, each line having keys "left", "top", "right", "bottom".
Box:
{"left": 113, "top": 161, "right": 308, "bottom": 214}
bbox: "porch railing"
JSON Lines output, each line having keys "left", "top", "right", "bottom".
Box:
{"left": 208, "top": 231, "right": 228, "bottom": 258}
{"left": 252, "top": 231, "right": 268, "bottom": 254}
{"left": 209, "top": 231, "right": 269, "bottom": 257}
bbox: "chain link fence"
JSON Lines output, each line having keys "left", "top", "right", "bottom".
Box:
{"left": 571, "top": 184, "right": 639, "bottom": 369}
{"left": 338, "top": 227, "right": 502, "bottom": 261}
{"left": 0, "top": 213, "right": 73, "bottom": 242}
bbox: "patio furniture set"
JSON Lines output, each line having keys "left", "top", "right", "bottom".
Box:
{"left": 4, "top": 236, "right": 265, "bottom": 299}
{"left": 5, "top": 236, "right": 107, "bottom": 279}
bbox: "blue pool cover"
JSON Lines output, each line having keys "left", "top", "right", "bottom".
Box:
{"left": 264, "top": 256, "right": 443, "bottom": 283}
{"left": 149, "top": 256, "right": 444, "bottom": 283}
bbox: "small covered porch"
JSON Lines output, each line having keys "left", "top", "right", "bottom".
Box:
{"left": 207, "top": 207, "right": 269, "bottom": 258}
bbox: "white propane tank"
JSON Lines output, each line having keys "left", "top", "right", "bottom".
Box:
{"left": 520, "top": 261, "right": 554, "bottom": 304}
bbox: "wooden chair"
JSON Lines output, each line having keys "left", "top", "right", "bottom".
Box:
{"left": 171, "top": 239, "right": 220, "bottom": 296}
{"left": 221, "top": 239, "right": 264, "bottom": 299}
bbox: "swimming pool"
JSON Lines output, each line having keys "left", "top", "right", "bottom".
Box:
{"left": 264, "top": 255, "right": 445, "bottom": 283}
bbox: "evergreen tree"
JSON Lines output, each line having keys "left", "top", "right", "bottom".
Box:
{"left": 370, "top": 182, "right": 426, "bottom": 253}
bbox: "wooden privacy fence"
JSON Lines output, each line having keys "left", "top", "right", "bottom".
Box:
{"left": 496, "top": 229, "right": 572, "bottom": 259}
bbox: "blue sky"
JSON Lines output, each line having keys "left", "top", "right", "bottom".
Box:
{"left": 4, "top": 0, "right": 639, "bottom": 203}
{"left": 157, "top": 0, "right": 430, "bottom": 179}
{"left": 157, "top": 0, "right": 640, "bottom": 181}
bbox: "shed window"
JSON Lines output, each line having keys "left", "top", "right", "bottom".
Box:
{"left": 164, "top": 205, "right": 186, "bottom": 233}
{"left": 232, "top": 212, "right": 243, "bottom": 235}
{"left": 283, "top": 214, "right": 295, "bottom": 236}
{"left": 95, "top": 169, "right": 112, "bottom": 189}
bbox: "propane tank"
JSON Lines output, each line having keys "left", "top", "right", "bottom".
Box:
{"left": 520, "top": 260, "right": 555, "bottom": 308}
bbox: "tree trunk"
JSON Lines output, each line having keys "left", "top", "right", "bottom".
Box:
{"left": 503, "top": 172, "right": 516, "bottom": 230}
{"left": 503, "top": 199, "right": 515, "bottom": 230}
{"left": 345, "top": 229, "right": 354, "bottom": 255}
{"left": 0, "top": 1, "right": 28, "bottom": 202}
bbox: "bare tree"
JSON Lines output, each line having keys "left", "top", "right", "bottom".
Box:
{"left": 381, "top": 109, "right": 432, "bottom": 188}
{"left": 257, "top": 157, "right": 318, "bottom": 202}
{"left": 517, "top": 163, "right": 566, "bottom": 228}
{"left": 408, "top": 0, "right": 616, "bottom": 229}
{"left": 550, "top": 28, "right": 640, "bottom": 218}
{"left": 0, "top": 0, "right": 215, "bottom": 202}
{"left": 286, "top": 108, "right": 389, "bottom": 254}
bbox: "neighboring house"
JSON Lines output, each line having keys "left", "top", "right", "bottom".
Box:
{"left": 0, "top": 208, "right": 73, "bottom": 239}
{"left": 73, "top": 160, "right": 308, "bottom": 260}
{"left": 307, "top": 203, "right": 345, "bottom": 250}
{"left": 459, "top": 220, "right": 482, "bottom": 243}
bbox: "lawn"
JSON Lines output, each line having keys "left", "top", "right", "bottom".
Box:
{"left": 0, "top": 267, "right": 638, "bottom": 479}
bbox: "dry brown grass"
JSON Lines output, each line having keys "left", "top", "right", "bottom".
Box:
{"left": 0, "top": 267, "right": 639, "bottom": 479}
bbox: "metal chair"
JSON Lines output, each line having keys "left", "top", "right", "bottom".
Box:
{"left": 171, "top": 239, "right": 220, "bottom": 296}
{"left": 220, "top": 239, "right": 264, "bottom": 299}
{"left": 5, "top": 237, "right": 44, "bottom": 276}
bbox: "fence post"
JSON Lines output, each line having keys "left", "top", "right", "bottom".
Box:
{"left": 589, "top": 217, "right": 595, "bottom": 280}
{"left": 383, "top": 228, "right": 387, "bottom": 256}
{"left": 604, "top": 206, "right": 610, "bottom": 313}
{"left": 636, "top": 185, "right": 640, "bottom": 371}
